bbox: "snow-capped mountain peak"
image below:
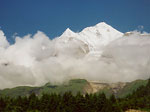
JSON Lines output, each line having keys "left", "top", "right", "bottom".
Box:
{"left": 81, "top": 22, "right": 112, "bottom": 32}
{"left": 56, "top": 22, "right": 123, "bottom": 58}
{"left": 61, "top": 28, "right": 76, "bottom": 38}
{"left": 80, "top": 22, "right": 123, "bottom": 38}
{"left": 95, "top": 22, "right": 111, "bottom": 27}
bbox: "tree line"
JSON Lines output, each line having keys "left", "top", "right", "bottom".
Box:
{"left": 0, "top": 79, "right": 150, "bottom": 112}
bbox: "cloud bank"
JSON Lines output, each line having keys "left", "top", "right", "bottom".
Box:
{"left": 0, "top": 30, "right": 150, "bottom": 89}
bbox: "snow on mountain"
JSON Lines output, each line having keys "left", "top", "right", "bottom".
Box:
{"left": 1, "top": 22, "right": 150, "bottom": 89}
{"left": 61, "top": 28, "right": 77, "bottom": 39}
{"left": 0, "top": 22, "right": 123, "bottom": 67}
{"left": 55, "top": 22, "right": 123, "bottom": 58}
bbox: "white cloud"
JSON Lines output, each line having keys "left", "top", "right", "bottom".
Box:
{"left": 0, "top": 30, "right": 9, "bottom": 48}
{"left": 0, "top": 29, "right": 150, "bottom": 89}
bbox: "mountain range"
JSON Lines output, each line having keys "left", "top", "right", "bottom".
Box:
{"left": 0, "top": 22, "right": 150, "bottom": 92}
{"left": 53, "top": 22, "right": 123, "bottom": 58}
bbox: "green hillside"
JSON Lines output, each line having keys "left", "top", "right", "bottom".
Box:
{"left": 0, "top": 79, "right": 148, "bottom": 98}
{"left": 38, "top": 79, "right": 88, "bottom": 96}
{"left": 1, "top": 79, "right": 150, "bottom": 112}
{"left": 0, "top": 86, "right": 38, "bottom": 97}
{"left": 0, "top": 79, "right": 88, "bottom": 97}
{"left": 95, "top": 79, "right": 148, "bottom": 98}
{"left": 97, "top": 87, "right": 113, "bottom": 97}
{"left": 117, "top": 79, "right": 148, "bottom": 97}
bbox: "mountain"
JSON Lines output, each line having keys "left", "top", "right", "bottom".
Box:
{"left": 88, "top": 79, "right": 148, "bottom": 98}
{"left": 0, "top": 79, "right": 88, "bottom": 97}
{"left": 0, "top": 79, "right": 148, "bottom": 98}
{"left": 0, "top": 22, "right": 149, "bottom": 90}
{"left": 53, "top": 22, "right": 123, "bottom": 58}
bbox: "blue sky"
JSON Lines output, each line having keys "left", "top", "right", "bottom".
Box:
{"left": 0, "top": 0, "right": 150, "bottom": 42}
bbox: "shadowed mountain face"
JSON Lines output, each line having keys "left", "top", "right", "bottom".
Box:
{"left": 0, "top": 79, "right": 148, "bottom": 98}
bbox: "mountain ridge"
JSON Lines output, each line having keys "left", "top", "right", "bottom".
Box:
{"left": 55, "top": 22, "right": 123, "bottom": 58}
{"left": 0, "top": 79, "right": 148, "bottom": 98}
{"left": 0, "top": 22, "right": 150, "bottom": 90}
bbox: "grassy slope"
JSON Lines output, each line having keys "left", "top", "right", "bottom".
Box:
{"left": 117, "top": 79, "right": 148, "bottom": 98}
{"left": 0, "top": 79, "right": 88, "bottom": 97}
{"left": 38, "top": 79, "right": 88, "bottom": 96}
{"left": 96, "top": 80, "right": 148, "bottom": 98}
{"left": 0, "top": 86, "right": 42, "bottom": 97}
{"left": 0, "top": 79, "right": 148, "bottom": 98}
{"left": 97, "top": 87, "right": 113, "bottom": 97}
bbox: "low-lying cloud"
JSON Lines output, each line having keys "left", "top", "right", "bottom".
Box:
{"left": 0, "top": 30, "right": 150, "bottom": 89}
